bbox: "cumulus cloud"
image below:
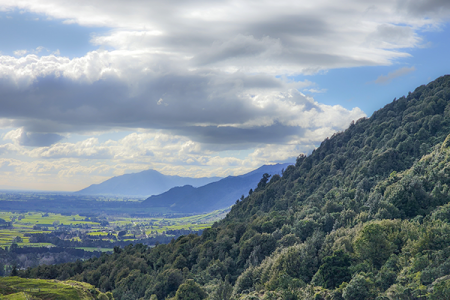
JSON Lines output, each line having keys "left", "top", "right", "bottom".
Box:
{"left": 0, "top": 157, "right": 120, "bottom": 190}
{"left": 373, "top": 66, "right": 416, "bottom": 84}
{"left": 0, "top": 125, "right": 331, "bottom": 189}
{"left": 0, "top": 1, "right": 445, "bottom": 145}
{"left": 0, "top": 52, "right": 365, "bottom": 148}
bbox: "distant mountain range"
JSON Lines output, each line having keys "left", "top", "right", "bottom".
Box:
{"left": 75, "top": 169, "right": 222, "bottom": 197}
{"left": 141, "top": 163, "right": 291, "bottom": 213}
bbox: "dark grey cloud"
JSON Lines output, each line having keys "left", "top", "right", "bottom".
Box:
{"left": 18, "top": 131, "right": 64, "bottom": 147}
{"left": 174, "top": 123, "right": 305, "bottom": 147}
{"left": 0, "top": 55, "right": 361, "bottom": 148}
{"left": 0, "top": 68, "right": 304, "bottom": 145}
{"left": 247, "top": 14, "right": 329, "bottom": 40}
{"left": 193, "top": 35, "right": 279, "bottom": 66}
{"left": 398, "top": 0, "right": 450, "bottom": 19}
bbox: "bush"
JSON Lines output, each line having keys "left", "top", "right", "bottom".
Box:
{"left": 175, "top": 279, "right": 207, "bottom": 300}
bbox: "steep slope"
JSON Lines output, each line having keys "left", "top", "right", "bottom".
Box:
{"left": 20, "top": 75, "right": 450, "bottom": 300}
{"left": 141, "top": 163, "right": 290, "bottom": 213}
{"left": 75, "top": 169, "right": 221, "bottom": 197}
{"left": 225, "top": 75, "right": 450, "bottom": 222}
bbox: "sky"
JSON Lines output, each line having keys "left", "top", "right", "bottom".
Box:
{"left": 0, "top": 1, "right": 450, "bottom": 191}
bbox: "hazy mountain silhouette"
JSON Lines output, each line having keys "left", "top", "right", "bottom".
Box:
{"left": 141, "top": 163, "right": 291, "bottom": 212}
{"left": 75, "top": 169, "right": 221, "bottom": 197}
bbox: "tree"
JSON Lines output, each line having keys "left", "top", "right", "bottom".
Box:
{"left": 354, "top": 221, "right": 398, "bottom": 269}
{"left": 10, "top": 265, "right": 18, "bottom": 276}
{"left": 174, "top": 255, "right": 187, "bottom": 269}
{"left": 316, "top": 250, "right": 351, "bottom": 289}
{"left": 257, "top": 173, "right": 271, "bottom": 190}
{"left": 342, "top": 274, "right": 373, "bottom": 300}
{"left": 175, "top": 279, "right": 207, "bottom": 300}
{"left": 12, "top": 236, "right": 23, "bottom": 243}
{"left": 429, "top": 278, "right": 450, "bottom": 300}
{"left": 209, "top": 280, "right": 233, "bottom": 300}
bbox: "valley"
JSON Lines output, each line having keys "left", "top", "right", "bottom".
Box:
{"left": 2, "top": 76, "right": 450, "bottom": 299}
{"left": 0, "top": 209, "right": 228, "bottom": 250}
{"left": 1, "top": 1, "right": 450, "bottom": 298}
{"left": 8, "top": 75, "right": 450, "bottom": 300}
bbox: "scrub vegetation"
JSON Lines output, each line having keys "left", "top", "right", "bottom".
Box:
{"left": 0, "top": 276, "right": 112, "bottom": 300}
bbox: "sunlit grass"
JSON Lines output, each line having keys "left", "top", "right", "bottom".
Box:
{"left": 0, "top": 277, "right": 107, "bottom": 300}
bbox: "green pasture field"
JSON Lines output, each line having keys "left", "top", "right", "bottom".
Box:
{"left": 0, "top": 211, "right": 103, "bottom": 248}
{"left": 0, "top": 208, "right": 229, "bottom": 248}
{"left": 0, "top": 212, "right": 96, "bottom": 226}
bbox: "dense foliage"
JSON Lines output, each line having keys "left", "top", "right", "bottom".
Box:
{"left": 18, "top": 75, "right": 450, "bottom": 299}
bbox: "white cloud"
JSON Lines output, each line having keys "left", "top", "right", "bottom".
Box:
{"left": 0, "top": 157, "right": 119, "bottom": 191}
{"left": 3, "top": 128, "right": 22, "bottom": 142}
{"left": 1, "top": 0, "right": 448, "bottom": 74}
{"left": 13, "top": 49, "right": 28, "bottom": 57}
{"left": 12, "top": 46, "right": 51, "bottom": 58}
{"left": 32, "top": 138, "right": 112, "bottom": 159}
{"left": 365, "top": 24, "right": 420, "bottom": 49}
{"left": 304, "top": 88, "right": 327, "bottom": 94}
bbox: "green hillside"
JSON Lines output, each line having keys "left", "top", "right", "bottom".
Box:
{"left": 17, "top": 75, "right": 450, "bottom": 299}
{"left": 0, "top": 277, "right": 113, "bottom": 300}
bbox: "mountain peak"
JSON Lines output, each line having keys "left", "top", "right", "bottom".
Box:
{"left": 141, "top": 162, "right": 292, "bottom": 213}
{"left": 75, "top": 169, "right": 221, "bottom": 197}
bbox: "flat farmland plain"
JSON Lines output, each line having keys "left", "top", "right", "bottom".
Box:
{"left": 0, "top": 209, "right": 229, "bottom": 249}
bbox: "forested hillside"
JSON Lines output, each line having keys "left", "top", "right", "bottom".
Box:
{"left": 18, "top": 75, "right": 450, "bottom": 299}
